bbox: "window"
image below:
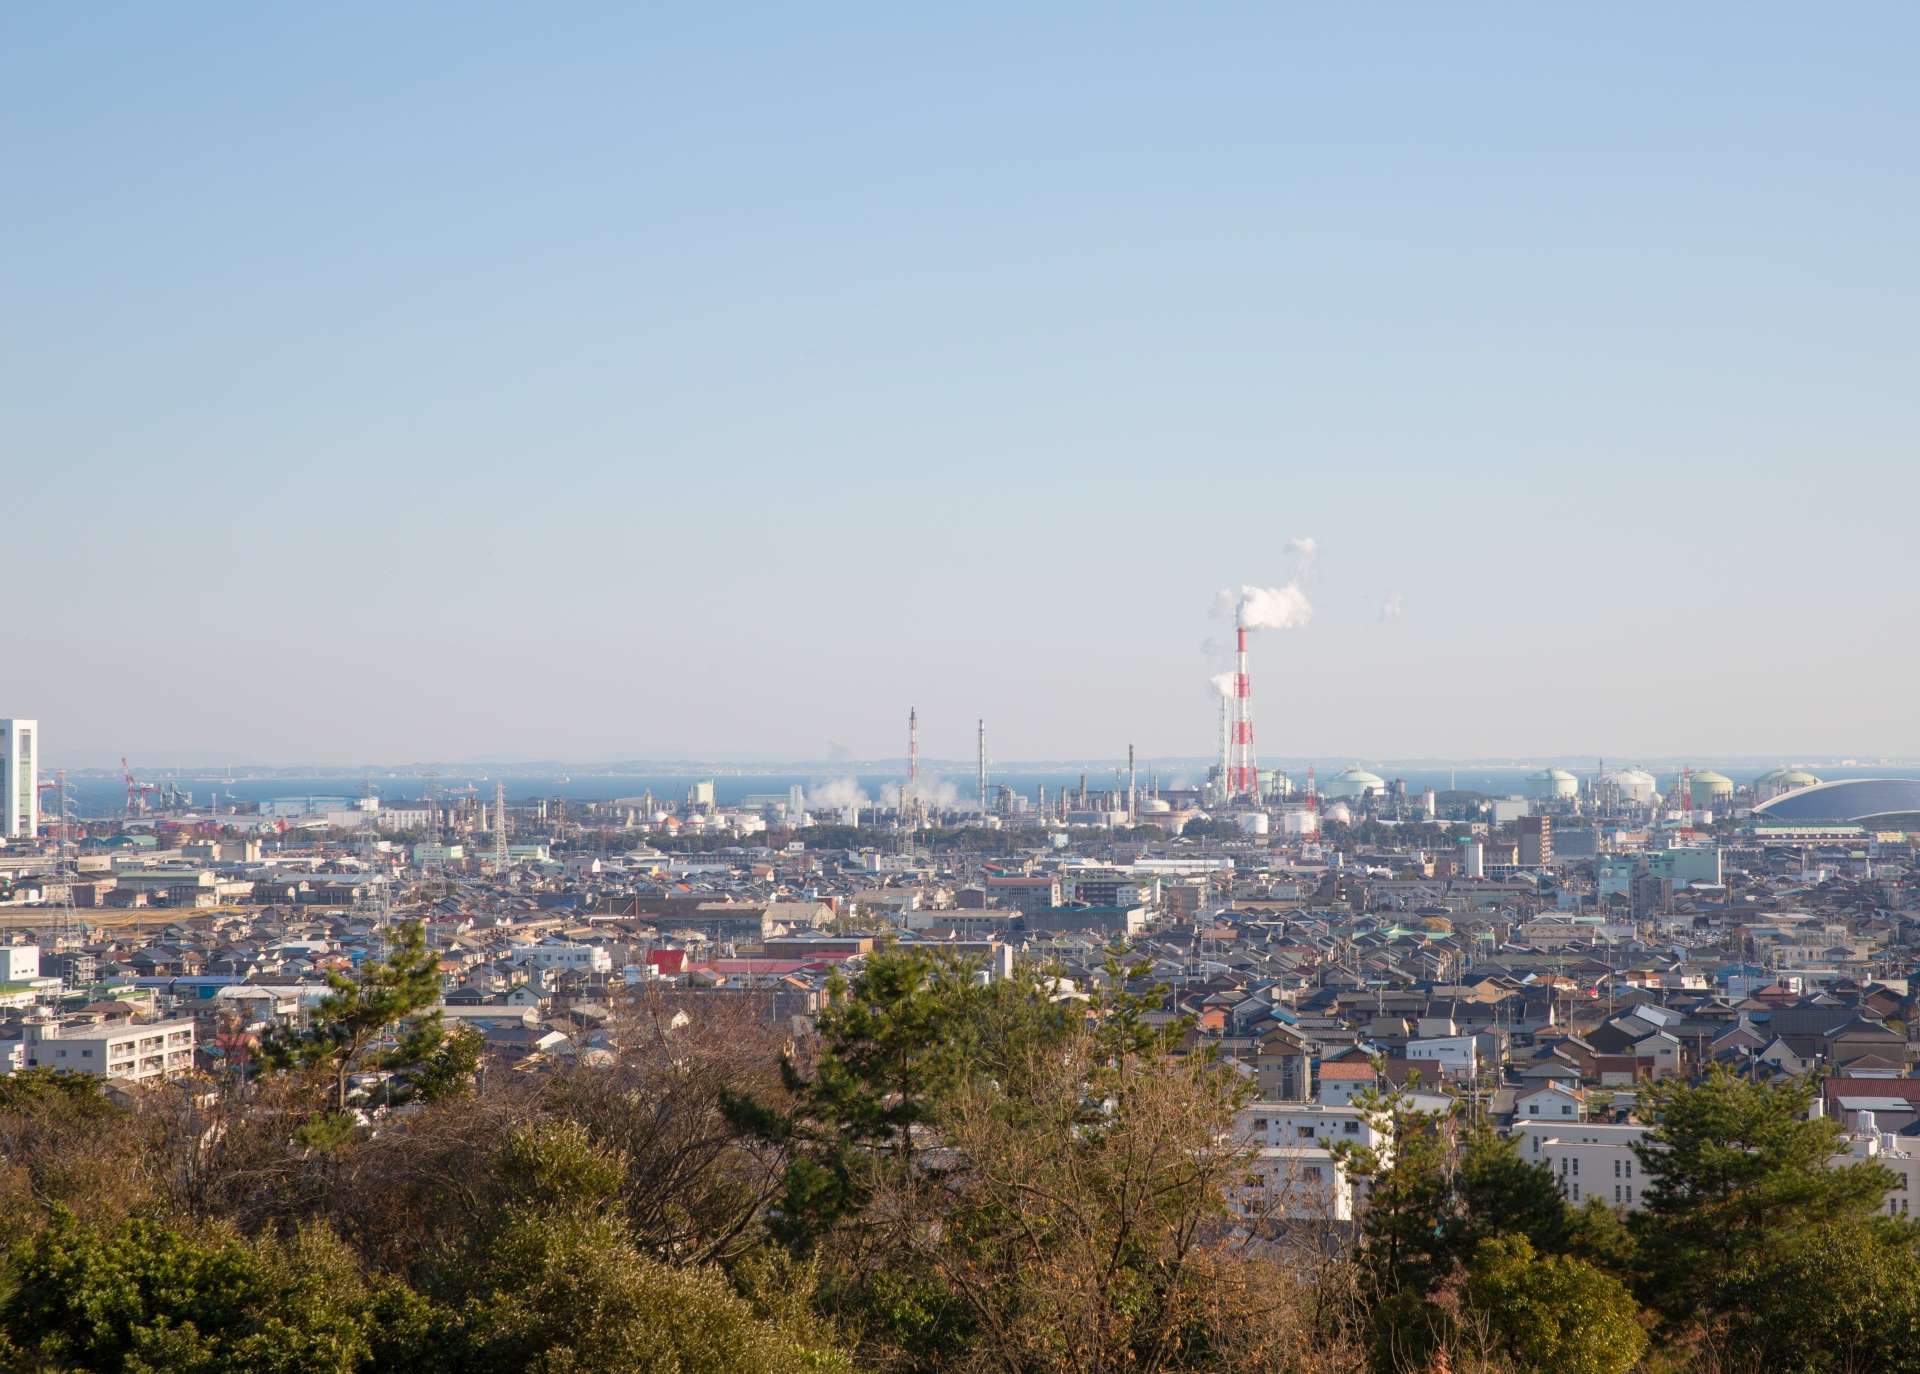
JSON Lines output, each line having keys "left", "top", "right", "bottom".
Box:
{"left": 1572, "top": 1183, "right": 1580, "bottom": 1201}
{"left": 1615, "top": 1185, "right": 1622, "bottom": 1203}
{"left": 1344, "top": 1121, "right": 1360, "bottom": 1135}
{"left": 1614, "top": 1159, "right": 1620, "bottom": 1177}
{"left": 1572, "top": 1159, "right": 1579, "bottom": 1176}
{"left": 1562, "top": 1104, "right": 1573, "bottom": 1116}
{"left": 1298, "top": 1126, "right": 1315, "bottom": 1140}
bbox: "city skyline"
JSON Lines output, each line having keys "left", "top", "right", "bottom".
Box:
{"left": 8, "top": 4, "right": 1918, "bottom": 764}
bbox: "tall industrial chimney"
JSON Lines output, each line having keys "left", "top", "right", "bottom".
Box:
{"left": 977, "top": 718, "right": 987, "bottom": 820}
{"left": 907, "top": 707, "right": 920, "bottom": 826}
{"left": 1229, "top": 624, "right": 1259, "bottom": 800}
{"left": 1127, "top": 744, "right": 1137, "bottom": 824}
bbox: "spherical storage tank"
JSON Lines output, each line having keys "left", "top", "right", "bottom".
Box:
{"left": 1322, "top": 801, "right": 1354, "bottom": 826}
{"left": 1525, "top": 768, "right": 1579, "bottom": 801}
{"left": 1599, "top": 768, "right": 1657, "bottom": 804}
{"left": 1756, "top": 767, "right": 1821, "bottom": 800}
{"left": 1690, "top": 770, "right": 1735, "bottom": 803}
{"left": 1322, "top": 768, "right": 1387, "bottom": 801}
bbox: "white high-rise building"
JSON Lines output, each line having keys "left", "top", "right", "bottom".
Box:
{"left": 0, "top": 720, "right": 37, "bottom": 840}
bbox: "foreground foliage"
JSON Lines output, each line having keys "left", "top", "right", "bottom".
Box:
{"left": 0, "top": 939, "right": 1912, "bottom": 1373}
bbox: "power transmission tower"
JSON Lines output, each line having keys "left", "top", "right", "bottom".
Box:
{"left": 493, "top": 781, "right": 509, "bottom": 867}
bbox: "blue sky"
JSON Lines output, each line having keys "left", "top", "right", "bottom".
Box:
{"left": 5, "top": 4, "right": 1916, "bottom": 767}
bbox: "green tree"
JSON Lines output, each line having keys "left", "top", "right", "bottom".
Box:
{"left": 1, "top": 1211, "right": 428, "bottom": 1374}
{"left": 445, "top": 1120, "right": 850, "bottom": 1374}
{"left": 887, "top": 1033, "right": 1254, "bottom": 1374}
{"left": 1344, "top": 1086, "right": 1576, "bottom": 1371}
{"left": 1464, "top": 1235, "right": 1647, "bottom": 1374}
{"left": 260, "top": 922, "right": 451, "bottom": 1115}
{"left": 1629, "top": 1068, "right": 1894, "bottom": 1326}
{"left": 1719, "top": 1220, "right": 1920, "bottom": 1374}
{"left": 724, "top": 947, "right": 1073, "bottom": 1249}
{"left": 0, "top": 1069, "right": 161, "bottom": 1247}
{"left": 1347, "top": 1099, "right": 1569, "bottom": 1302}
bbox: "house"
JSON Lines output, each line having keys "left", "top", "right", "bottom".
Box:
{"left": 1827, "top": 1017, "right": 1909, "bottom": 1069}
{"left": 1316, "top": 1059, "right": 1380, "bottom": 1106}
{"left": 1515, "top": 1081, "right": 1586, "bottom": 1122}
{"left": 1407, "top": 1034, "right": 1478, "bottom": 1078}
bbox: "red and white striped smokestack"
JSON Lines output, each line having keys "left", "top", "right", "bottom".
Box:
{"left": 1230, "top": 624, "right": 1260, "bottom": 798}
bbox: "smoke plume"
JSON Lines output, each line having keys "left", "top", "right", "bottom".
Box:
{"left": 806, "top": 778, "right": 870, "bottom": 811}
{"left": 880, "top": 777, "right": 963, "bottom": 810}
{"left": 1215, "top": 582, "right": 1314, "bottom": 631}
{"left": 1285, "top": 535, "right": 1318, "bottom": 568}
{"left": 1210, "top": 671, "right": 1238, "bottom": 699}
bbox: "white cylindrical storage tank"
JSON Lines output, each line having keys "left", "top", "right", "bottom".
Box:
{"left": 1281, "top": 807, "right": 1319, "bottom": 837}
{"left": 1237, "top": 812, "right": 1271, "bottom": 836}
{"left": 1460, "top": 839, "right": 1484, "bottom": 879}
{"left": 1690, "top": 770, "right": 1735, "bottom": 803}
{"left": 1323, "top": 768, "right": 1387, "bottom": 801}
{"left": 1526, "top": 768, "right": 1579, "bottom": 801}
{"left": 1600, "top": 769, "right": 1657, "bottom": 804}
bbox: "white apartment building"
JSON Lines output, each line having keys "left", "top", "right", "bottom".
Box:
{"left": 1232, "top": 1100, "right": 1415, "bottom": 1216}
{"left": 1236, "top": 1101, "right": 1389, "bottom": 1157}
{"left": 512, "top": 942, "right": 612, "bottom": 974}
{"left": 1231, "top": 1145, "right": 1356, "bottom": 1222}
{"left": 1510, "top": 1121, "right": 1652, "bottom": 1210}
{"left": 1512, "top": 1114, "right": 1920, "bottom": 1218}
{"left": 1839, "top": 1113, "right": 1920, "bottom": 1220}
{"left": 22, "top": 1018, "right": 196, "bottom": 1083}
{"left": 1407, "top": 1034, "right": 1479, "bottom": 1078}
{"left": 0, "top": 720, "right": 37, "bottom": 840}
{"left": 0, "top": 945, "right": 39, "bottom": 982}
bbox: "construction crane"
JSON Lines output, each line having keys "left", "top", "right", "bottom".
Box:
{"left": 121, "top": 758, "right": 160, "bottom": 818}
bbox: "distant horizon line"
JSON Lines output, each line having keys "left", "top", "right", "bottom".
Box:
{"left": 42, "top": 753, "right": 1920, "bottom": 778}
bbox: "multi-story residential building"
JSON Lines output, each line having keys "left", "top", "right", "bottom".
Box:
{"left": 512, "top": 941, "right": 612, "bottom": 974}
{"left": 1509, "top": 1121, "right": 1651, "bottom": 1210}
{"left": 1232, "top": 1145, "right": 1356, "bottom": 1222}
{"left": 22, "top": 1017, "right": 196, "bottom": 1083}
{"left": 1236, "top": 1101, "right": 1389, "bottom": 1157}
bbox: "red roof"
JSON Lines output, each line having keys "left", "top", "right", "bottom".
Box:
{"left": 1318, "top": 1062, "right": 1379, "bottom": 1081}
{"left": 693, "top": 959, "right": 821, "bottom": 977}
{"left": 1824, "top": 1076, "right": 1920, "bottom": 1104}
{"left": 646, "top": 949, "right": 687, "bottom": 975}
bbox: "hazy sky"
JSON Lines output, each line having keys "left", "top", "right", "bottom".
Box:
{"left": 6, "top": 4, "right": 1917, "bottom": 768}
